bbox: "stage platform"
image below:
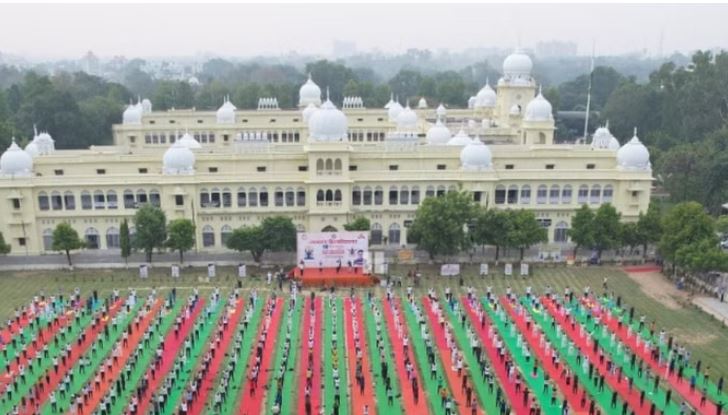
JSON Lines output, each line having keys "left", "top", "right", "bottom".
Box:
{"left": 289, "top": 267, "right": 379, "bottom": 287}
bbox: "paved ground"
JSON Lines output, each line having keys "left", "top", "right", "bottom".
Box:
{"left": 693, "top": 296, "right": 728, "bottom": 327}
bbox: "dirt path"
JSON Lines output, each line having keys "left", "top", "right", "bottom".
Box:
{"left": 625, "top": 270, "right": 689, "bottom": 310}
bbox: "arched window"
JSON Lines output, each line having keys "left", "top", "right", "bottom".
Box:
{"left": 249, "top": 187, "right": 258, "bottom": 207}
{"left": 389, "top": 186, "right": 398, "bottom": 205}
{"left": 494, "top": 185, "right": 506, "bottom": 205}
{"left": 136, "top": 189, "right": 148, "bottom": 205}
{"left": 64, "top": 191, "right": 76, "bottom": 210}
{"left": 388, "top": 223, "right": 401, "bottom": 245}
{"left": 538, "top": 132, "right": 546, "bottom": 144}
{"left": 50, "top": 191, "right": 63, "bottom": 211}
{"left": 590, "top": 185, "right": 601, "bottom": 204}
{"left": 43, "top": 229, "right": 54, "bottom": 251}
{"left": 274, "top": 187, "right": 284, "bottom": 207}
{"left": 363, "top": 186, "right": 373, "bottom": 205}
{"left": 222, "top": 188, "right": 232, "bottom": 208}
{"left": 221, "top": 225, "right": 233, "bottom": 246}
{"left": 106, "top": 227, "right": 120, "bottom": 248}
{"left": 200, "top": 188, "right": 210, "bottom": 208}
{"left": 237, "top": 187, "right": 247, "bottom": 207}
{"left": 577, "top": 185, "right": 589, "bottom": 204}
{"left": 411, "top": 185, "right": 421, "bottom": 204}
{"left": 371, "top": 223, "right": 383, "bottom": 245}
{"left": 38, "top": 191, "right": 50, "bottom": 211}
{"left": 202, "top": 225, "right": 215, "bottom": 247}
{"left": 426, "top": 185, "right": 435, "bottom": 198}
{"left": 561, "top": 185, "right": 572, "bottom": 204}
{"left": 603, "top": 185, "right": 614, "bottom": 203}
{"left": 85, "top": 227, "right": 100, "bottom": 249}
{"left": 316, "top": 159, "right": 324, "bottom": 172}
{"left": 549, "top": 185, "right": 560, "bottom": 204}
{"left": 325, "top": 158, "right": 333, "bottom": 170}
{"left": 536, "top": 185, "right": 548, "bottom": 204}
{"left": 285, "top": 187, "right": 295, "bottom": 207}
{"left": 81, "top": 191, "right": 92, "bottom": 210}
{"left": 296, "top": 187, "right": 306, "bottom": 206}
{"left": 334, "top": 189, "right": 342, "bottom": 202}
{"left": 554, "top": 221, "right": 569, "bottom": 243}
{"left": 107, "top": 190, "right": 118, "bottom": 209}
{"left": 436, "top": 185, "right": 446, "bottom": 197}
{"left": 520, "top": 185, "right": 531, "bottom": 204}
{"left": 259, "top": 186, "right": 269, "bottom": 207}
{"left": 210, "top": 188, "right": 221, "bottom": 208}
{"left": 317, "top": 190, "right": 325, "bottom": 202}
{"left": 123, "top": 189, "right": 135, "bottom": 209}
{"left": 400, "top": 186, "right": 409, "bottom": 205}
{"left": 93, "top": 190, "right": 106, "bottom": 209}
{"left": 507, "top": 185, "right": 519, "bottom": 204}
{"left": 334, "top": 159, "right": 342, "bottom": 171}
{"left": 374, "top": 186, "right": 383, "bottom": 205}
{"left": 149, "top": 189, "right": 161, "bottom": 207}
{"left": 325, "top": 189, "right": 334, "bottom": 202}
{"left": 352, "top": 186, "right": 362, "bottom": 205}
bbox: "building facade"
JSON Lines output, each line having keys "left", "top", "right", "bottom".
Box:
{"left": 0, "top": 51, "right": 653, "bottom": 256}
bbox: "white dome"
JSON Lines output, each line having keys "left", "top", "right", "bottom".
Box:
{"left": 447, "top": 129, "right": 473, "bottom": 146}
{"left": 384, "top": 94, "right": 394, "bottom": 109}
{"left": 417, "top": 97, "right": 428, "bottom": 109}
{"left": 216, "top": 97, "right": 236, "bottom": 124}
{"left": 0, "top": 140, "right": 33, "bottom": 177}
{"left": 308, "top": 99, "right": 348, "bottom": 141}
{"left": 25, "top": 141, "right": 39, "bottom": 158}
{"left": 474, "top": 83, "right": 497, "bottom": 108}
{"left": 436, "top": 104, "right": 447, "bottom": 118}
{"left": 503, "top": 49, "right": 533, "bottom": 76}
{"left": 35, "top": 132, "right": 55, "bottom": 153}
{"left": 608, "top": 136, "right": 621, "bottom": 150}
{"left": 467, "top": 96, "right": 476, "bottom": 109}
{"left": 298, "top": 74, "right": 322, "bottom": 107}
{"left": 591, "top": 124, "right": 620, "bottom": 150}
{"left": 388, "top": 101, "right": 403, "bottom": 122}
{"left": 524, "top": 91, "right": 553, "bottom": 121}
{"left": 302, "top": 102, "right": 318, "bottom": 123}
{"left": 426, "top": 119, "right": 452, "bottom": 145}
{"left": 122, "top": 103, "right": 142, "bottom": 125}
{"left": 163, "top": 140, "right": 196, "bottom": 175}
{"left": 460, "top": 140, "right": 492, "bottom": 170}
{"left": 141, "top": 99, "right": 152, "bottom": 114}
{"left": 396, "top": 105, "right": 418, "bottom": 130}
{"left": 617, "top": 130, "right": 651, "bottom": 170}
{"left": 509, "top": 104, "right": 521, "bottom": 115}
{"left": 178, "top": 132, "right": 202, "bottom": 149}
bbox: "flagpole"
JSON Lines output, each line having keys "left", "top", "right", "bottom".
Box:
{"left": 583, "top": 42, "right": 595, "bottom": 142}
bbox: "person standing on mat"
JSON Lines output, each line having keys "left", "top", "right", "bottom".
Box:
{"left": 336, "top": 258, "right": 342, "bottom": 274}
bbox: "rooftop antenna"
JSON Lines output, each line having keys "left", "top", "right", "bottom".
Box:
{"left": 583, "top": 40, "right": 595, "bottom": 143}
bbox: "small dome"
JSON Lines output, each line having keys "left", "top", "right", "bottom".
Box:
{"left": 388, "top": 101, "right": 403, "bottom": 122}
{"left": 467, "top": 96, "right": 476, "bottom": 109}
{"left": 298, "top": 74, "right": 322, "bottom": 107}
{"left": 503, "top": 49, "right": 533, "bottom": 76}
{"left": 460, "top": 140, "right": 492, "bottom": 170}
{"left": 591, "top": 124, "right": 620, "bottom": 150}
{"left": 524, "top": 90, "right": 552, "bottom": 121}
{"left": 0, "top": 140, "right": 33, "bottom": 177}
{"left": 178, "top": 132, "right": 202, "bottom": 149}
{"left": 509, "top": 104, "right": 521, "bottom": 115}
{"left": 475, "top": 82, "right": 497, "bottom": 108}
{"left": 141, "top": 99, "right": 152, "bottom": 114}
{"left": 302, "top": 102, "right": 318, "bottom": 123}
{"left": 396, "top": 105, "right": 418, "bottom": 130}
{"left": 436, "top": 104, "right": 447, "bottom": 118}
{"left": 417, "top": 97, "right": 428, "bottom": 109}
{"left": 35, "top": 132, "right": 55, "bottom": 153}
{"left": 617, "top": 129, "right": 651, "bottom": 170}
{"left": 308, "top": 99, "right": 348, "bottom": 141}
{"left": 426, "top": 119, "right": 452, "bottom": 145}
{"left": 447, "top": 129, "right": 473, "bottom": 146}
{"left": 608, "top": 136, "right": 621, "bottom": 150}
{"left": 122, "top": 103, "right": 142, "bottom": 125}
{"left": 216, "top": 97, "right": 236, "bottom": 124}
{"left": 163, "top": 140, "right": 196, "bottom": 175}
{"left": 25, "top": 141, "right": 39, "bottom": 158}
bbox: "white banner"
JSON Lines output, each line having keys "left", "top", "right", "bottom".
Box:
{"left": 440, "top": 264, "right": 460, "bottom": 276}
{"left": 480, "top": 263, "right": 489, "bottom": 276}
{"left": 505, "top": 263, "right": 513, "bottom": 276}
{"left": 520, "top": 263, "right": 529, "bottom": 276}
{"left": 297, "top": 231, "right": 369, "bottom": 268}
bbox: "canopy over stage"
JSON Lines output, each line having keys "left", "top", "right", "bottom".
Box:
{"left": 293, "top": 231, "right": 378, "bottom": 286}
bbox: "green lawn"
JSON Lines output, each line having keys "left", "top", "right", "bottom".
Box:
{"left": 0, "top": 263, "right": 726, "bottom": 382}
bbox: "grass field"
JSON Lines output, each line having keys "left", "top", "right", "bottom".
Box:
{"left": 0, "top": 262, "right": 726, "bottom": 384}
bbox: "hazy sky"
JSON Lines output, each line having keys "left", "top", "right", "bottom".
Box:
{"left": 2, "top": 3, "right": 727, "bottom": 59}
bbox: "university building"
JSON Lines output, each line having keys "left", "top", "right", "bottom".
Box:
{"left": 0, "top": 50, "right": 652, "bottom": 255}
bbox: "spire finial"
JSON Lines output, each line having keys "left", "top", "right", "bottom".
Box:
{"left": 538, "top": 84, "right": 542, "bottom": 95}
{"left": 486, "top": 77, "right": 490, "bottom": 85}
{"left": 33, "top": 124, "right": 38, "bottom": 137}
{"left": 633, "top": 127, "right": 638, "bottom": 137}
{"left": 605, "top": 120, "right": 610, "bottom": 129}
{"left": 11, "top": 136, "right": 16, "bottom": 144}
{"left": 308, "top": 72, "right": 312, "bottom": 81}
{"left": 326, "top": 87, "right": 330, "bottom": 101}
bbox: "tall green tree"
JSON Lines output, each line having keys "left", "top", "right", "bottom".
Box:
{"left": 408, "top": 191, "right": 476, "bottom": 260}
{"left": 619, "top": 222, "right": 640, "bottom": 255}
{"left": 471, "top": 208, "right": 513, "bottom": 261}
{"left": 675, "top": 238, "right": 728, "bottom": 274}
{"left": 259, "top": 216, "right": 297, "bottom": 253}
{"left": 591, "top": 204, "right": 622, "bottom": 260}
{"left": 166, "top": 219, "right": 195, "bottom": 264}
{"left": 659, "top": 201, "right": 716, "bottom": 271}
{"left": 507, "top": 210, "right": 548, "bottom": 260}
{"left": 635, "top": 204, "right": 663, "bottom": 258}
{"left": 226, "top": 226, "right": 265, "bottom": 262}
{"left": 120, "top": 219, "right": 131, "bottom": 265}
{"left": 344, "top": 216, "right": 371, "bottom": 231}
{"left": 52, "top": 223, "right": 84, "bottom": 266}
{"left": 0, "top": 231, "right": 10, "bottom": 255}
{"left": 568, "top": 205, "right": 595, "bottom": 257}
{"left": 133, "top": 205, "right": 167, "bottom": 263}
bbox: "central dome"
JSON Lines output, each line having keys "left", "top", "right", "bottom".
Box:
{"left": 163, "top": 140, "right": 196, "bottom": 175}
{"left": 426, "top": 119, "right": 452, "bottom": 145}
{"left": 503, "top": 49, "right": 533, "bottom": 76}
{"left": 460, "top": 140, "right": 492, "bottom": 170}
{"left": 298, "top": 74, "right": 322, "bottom": 108}
{"left": 308, "top": 99, "right": 348, "bottom": 141}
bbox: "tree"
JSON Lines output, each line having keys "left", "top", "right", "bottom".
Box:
{"left": 568, "top": 205, "right": 595, "bottom": 258}
{"left": 619, "top": 222, "right": 640, "bottom": 255}
{"left": 52, "top": 223, "right": 84, "bottom": 266}
{"left": 635, "top": 204, "right": 663, "bottom": 258}
{"left": 471, "top": 208, "right": 514, "bottom": 262}
{"left": 0, "top": 231, "right": 10, "bottom": 255}
{"left": 507, "top": 210, "right": 548, "bottom": 261}
{"left": 591, "top": 204, "right": 622, "bottom": 260}
{"left": 659, "top": 202, "right": 716, "bottom": 271}
{"left": 408, "top": 191, "right": 476, "bottom": 260}
{"left": 166, "top": 219, "right": 195, "bottom": 264}
{"left": 226, "top": 226, "right": 265, "bottom": 262}
{"left": 120, "top": 219, "right": 131, "bottom": 265}
{"left": 675, "top": 238, "right": 728, "bottom": 274}
{"left": 716, "top": 216, "right": 728, "bottom": 237}
{"left": 259, "top": 216, "right": 297, "bottom": 253}
{"left": 344, "top": 216, "right": 371, "bottom": 231}
{"left": 133, "top": 205, "right": 167, "bottom": 263}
